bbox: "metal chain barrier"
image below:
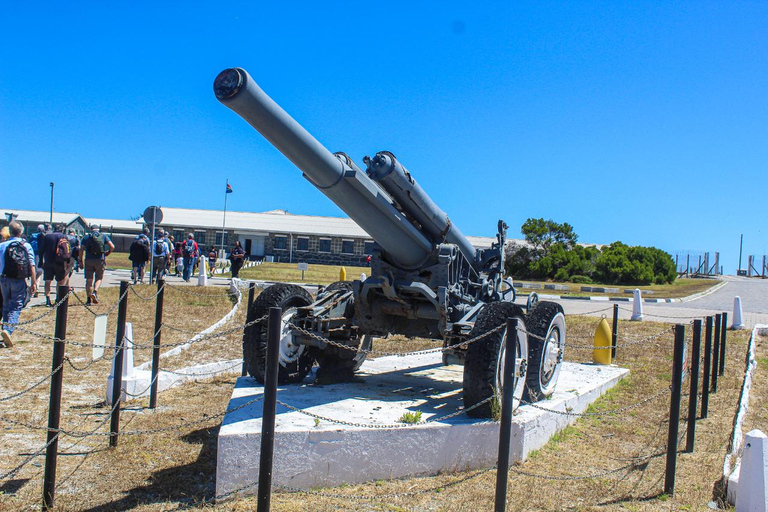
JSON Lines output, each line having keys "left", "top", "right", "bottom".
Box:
{"left": 519, "top": 386, "right": 670, "bottom": 417}
{"left": 617, "top": 305, "right": 701, "bottom": 320}
{"left": 0, "top": 288, "right": 73, "bottom": 329}
{"left": 128, "top": 282, "right": 165, "bottom": 301}
{"left": 161, "top": 361, "right": 243, "bottom": 376}
{"left": 567, "top": 305, "right": 615, "bottom": 316}
{"left": 64, "top": 355, "right": 108, "bottom": 372}
{"left": 287, "top": 322, "right": 504, "bottom": 357}
{"left": 164, "top": 282, "right": 231, "bottom": 296}
{"left": 273, "top": 394, "right": 496, "bottom": 429}
{"left": 564, "top": 326, "right": 673, "bottom": 350}
{"left": 0, "top": 432, "right": 61, "bottom": 481}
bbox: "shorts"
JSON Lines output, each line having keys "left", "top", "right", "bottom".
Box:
{"left": 84, "top": 259, "right": 106, "bottom": 281}
{"left": 43, "top": 262, "right": 71, "bottom": 282}
{"left": 132, "top": 261, "right": 146, "bottom": 270}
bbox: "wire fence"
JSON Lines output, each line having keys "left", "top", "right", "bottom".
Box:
{"left": 0, "top": 279, "right": 737, "bottom": 510}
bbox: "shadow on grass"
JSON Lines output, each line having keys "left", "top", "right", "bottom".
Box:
{"left": 81, "top": 426, "right": 219, "bottom": 512}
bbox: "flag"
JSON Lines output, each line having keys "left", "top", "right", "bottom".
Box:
{"left": 226, "top": 182, "right": 233, "bottom": 194}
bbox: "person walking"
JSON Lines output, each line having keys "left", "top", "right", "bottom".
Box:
{"left": 207, "top": 247, "right": 217, "bottom": 278}
{"left": 181, "top": 234, "right": 199, "bottom": 282}
{"left": 67, "top": 229, "right": 81, "bottom": 273}
{"left": 151, "top": 233, "right": 170, "bottom": 283}
{"left": 229, "top": 240, "right": 245, "bottom": 278}
{"left": 173, "top": 241, "right": 183, "bottom": 277}
{"left": 79, "top": 224, "right": 114, "bottom": 306}
{"left": 0, "top": 221, "right": 37, "bottom": 347}
{"left": 129, "top": 234, "right": 151, "bottom": 284}
{"left": 39, "top": 224, "right": 72, "bottom": 307}
{"left": 28, "top": 224, "right": 45, "bottom": 296}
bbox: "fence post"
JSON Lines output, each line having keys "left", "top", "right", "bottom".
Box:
{"left": 242, "top": 282, "right": 257, "bottom": 376}
{"left": 495, "top": 317, "right": 518, "bottom": 512}
{"left": 664, "top": 324, "right": 686, "bottom": 495}
{"left": 719, "top": 311, "right": 727, "bottom": 376}
{"left": 109, "top": 281, "right": 129, "bottom": 448}
{"left": 257, "top": 306, "right": 282, "bottom": 512}
{"left": 149, "top": 278, "right": 164, "bottom": 409}
{"left": 686, "top": 319, "right": 702, "bottom": 453}
{"left": 701, "top": 316, "right": 713, "bottom": 418}
{"left": 42, "top": 285, "right": 69, "bottom": 510}
{"left": 711, "top": 313, "right": 721, "bottom": 393}
{"left": 611, "top": 303, "right": 619, "bottom": 360}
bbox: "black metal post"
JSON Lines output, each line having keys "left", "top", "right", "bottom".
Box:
{"left": 242, "top": 282, "right": 257, "bottom": 376}
{"left": 42, "top": 285, "right": 69, "bottom": 510}
{"left": 494, "top": 317, "right": 518, "bottom": 512}
{"left": 109, "top": 281, "right": 129, "bottom": 447}
{"left": 664, "top": 324, "right": 686, "bottom": 495}
{"left": 257, "top": 307, "right": 282, "bottom": 512}
{"left": 686, "top": 320, "right": 702, "bottom": 453}
{"left": 719, "top": 312, "right": 727, "bottom": 376}
{"left": 701, "top": 316, "right": 712, "bottom": 418}
{"left": 611, "top": 303, "right": 619, "bottom": 360}
{"left": 711, "top": 314, "right": 721, "bottom": 393}
{"left": 149, "top": 278, "right": 164, "bottom": 409}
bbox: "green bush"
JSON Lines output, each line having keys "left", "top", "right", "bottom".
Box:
{"left": 568, "top": 275, "right": 592, "bottom": 284}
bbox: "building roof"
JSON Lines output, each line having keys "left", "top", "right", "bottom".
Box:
{"left": 146, "top": 207, "right": 371, "bottom": 238}
{"left": 87, "top": 218, "right": 142, "bottom": 232}
{"left": 2, "top": 208, "right": 87, "bottom": 228}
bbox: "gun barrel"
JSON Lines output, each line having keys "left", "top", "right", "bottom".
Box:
{"left": 214, "top": 68, "right": 433, "bottom": 268}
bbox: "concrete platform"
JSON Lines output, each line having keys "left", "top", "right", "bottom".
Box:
{"left": 216, "top": 353, "right": 629, "bottom": 496}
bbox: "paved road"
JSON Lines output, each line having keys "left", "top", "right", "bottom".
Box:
{"left": 543, "top": 275, "right": 768, "bottom": 328}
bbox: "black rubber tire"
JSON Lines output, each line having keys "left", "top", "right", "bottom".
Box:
{"left": 463, "top": 301, "right": 527, "bottom": 418}
{"left": 525, "top": 301, "right": 566, "bottom": 401}
{"left": 315, "top": 280, "right": 371, "bottom": 383}
{"left": 243, "top": 283, "right": 314, "bottom": 384}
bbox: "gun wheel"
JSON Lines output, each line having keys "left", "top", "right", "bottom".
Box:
{"left": 243, "top": 283, "right": 314, "bottom": 384}
{"left": 463, "top": 302, "right": 529, "bottom": 418}
{"left": 525, "top": 301, "right": 566, "bottom": 401}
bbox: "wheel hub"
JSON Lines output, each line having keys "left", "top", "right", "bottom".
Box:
{"left": 278, "top": 310, "right": 304, "bottom": 365}
{"left": 541, "top": 327, "right": 561, "bottom": 382}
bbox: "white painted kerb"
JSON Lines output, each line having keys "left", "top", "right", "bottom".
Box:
{"left": 216, "top": 354, "right": 628, "bottom": 497}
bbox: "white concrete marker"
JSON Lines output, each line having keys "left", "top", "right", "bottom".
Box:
{"left": 737, "top": 430, "right": 768, "bottom": 512}
{"left": 92, "top": 314, "right": 108, "bottom": 359}
{"left": 198, "top": 258, "right": 208, "bottom": 286}
{"left": 733, "top": 296, "right": 746, "bottom": 330}
{"left": 360, "top": 273, "right": 367, "bottom": 281}
{"left": 106, "top": 322, "right": 135, "bottom": 405}
{"left": 631, "top": 288, "right": 644, "bottom": 321}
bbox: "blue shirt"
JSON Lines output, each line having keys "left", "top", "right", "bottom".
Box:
{"left": 0, "top": 237, "right": 36, "bottom": 276}
{"left": 152, "top": 239, "right": 169, "bottom": 257}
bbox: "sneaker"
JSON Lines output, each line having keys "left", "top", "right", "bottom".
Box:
{"left": 1, "top": 330, "right": 12, "bottom": 347}
{"left": 91, "top": 291, "right": 99, "bottom": 304}
{"left": 46, "top": 296, "right": 53, "bottom": 307}
{"left": 85, "top": 299, "right": 91, "bottom": 306}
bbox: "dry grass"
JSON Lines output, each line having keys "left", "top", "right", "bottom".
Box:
{"left": 232, "top": 262, "right": 370, "bottom": 285}
{"left": 0, "top": 293, "right": 757, "bottom": 511}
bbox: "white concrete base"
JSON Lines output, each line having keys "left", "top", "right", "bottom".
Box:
{"left": 216, "top": 353, "right": 629, "bottom": 496}
{"left": 119, "top": 359, "right": 243, "bottom": 401}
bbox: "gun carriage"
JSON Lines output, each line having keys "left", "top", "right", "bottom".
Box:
{"left": 214, "top": 68, "right": 566, "bottom": 417}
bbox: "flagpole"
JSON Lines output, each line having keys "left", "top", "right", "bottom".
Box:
{"left": 221, "top": 179, "right": 229, "bottom": 258}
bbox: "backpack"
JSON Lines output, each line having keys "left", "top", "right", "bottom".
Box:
{"left": 86, "top": 232, "right": 106, "bottom": 258}
{"left": 3, "top": 241, "right": 32, "bottom": 279}
{"left": 183, "top": 240, "right": 195, "bottom": 257}
{"left": 55, "top": 236, "right": 72, "bottom": 263}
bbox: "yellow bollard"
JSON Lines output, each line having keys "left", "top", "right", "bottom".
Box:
{"left": 339, "top": 266, "right": 347, "bottom": 281}
{"left": 593, "top": 317, "right": 612, "bottom": 365}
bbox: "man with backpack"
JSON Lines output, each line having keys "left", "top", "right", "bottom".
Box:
{"left": 79, "top": 224, "right": 114, "bottom": 306}
{"left": 129, "top": 234, "right": 151, "bottom": 284}
{"left": 67, "top": 229, "right": 81, "bottom": 273}
{"left": 151, "top": 231, "right": 170, "bottom": 284}
{"left": 182, "top": 233, "right": 199, "bottom": 282}
{"left": 28, "top": 224, "right": 45, "bottom": 296}
{"left": 39, "top": 224, "right": 72, "bottom": 307}
{"left": 0, "top": 221, "right": 37, "bottom": 347}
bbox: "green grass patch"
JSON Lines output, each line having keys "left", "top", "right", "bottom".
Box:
{"left": 512, "top": 277, "right": 718, "bottom": 299}
{"left": 398, "top": 410, "right": 423, "bottom": 424}
{"left": 232, "top": 261, "right": 370, "bottom": 285}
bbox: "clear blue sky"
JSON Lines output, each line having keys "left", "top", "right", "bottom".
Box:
{"left": 1, "top": 2, "right": 765, "bottom": 273}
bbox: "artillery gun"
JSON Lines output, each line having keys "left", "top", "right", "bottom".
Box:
{"left": 214, "top": 68, "right": 566, "bottom": 417}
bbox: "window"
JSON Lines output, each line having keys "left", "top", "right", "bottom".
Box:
{"left": 318, "top": 238, "right": 331, "bottom": 253}
{"left": 274, "top": 235, "right": 287, "bottom": 250}
{"left": 194, "top": 231, "right": 207, "bottom": 246}
{"left": 364, "top": 241, "right": 375, "bottom": 255}
{"left": 215, "top": 231, "right": 229, "bottom": 247}
{"left": 173, "top": 230, "right": 185, "bottom": 243}
{"left": 297, "top": 237, "right": 309, "bottom": 251}
{"left": 341, "top": 239, "right": 355, "bottom": 254}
